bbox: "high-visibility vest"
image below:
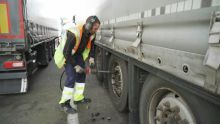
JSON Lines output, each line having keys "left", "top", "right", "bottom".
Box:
{"left": 54, "top": 24, "right": 95, "bottom": 69}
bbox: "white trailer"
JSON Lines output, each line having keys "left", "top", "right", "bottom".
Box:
{"left": 94, "top": 0, "right": 220, "bottom": 124}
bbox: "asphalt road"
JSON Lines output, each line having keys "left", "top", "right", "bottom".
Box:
{"left": 0, "top": 61, "right": 128, "bottom": 124}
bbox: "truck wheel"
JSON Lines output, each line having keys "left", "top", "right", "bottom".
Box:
{"left": 48, "top": 42, "right": 52, "bottom": 61}
{"left": 52, "top": 41, "right": 55, "bottom": 56}
{"left": 139, "top": 75, "right": 220, "bottom": 124}
{"left": 38, "top": 43, "right": 49, "bottom": 67}
{"left": 95, "top": 47, "right": 103, "bottom": 82}
{"left": 108, "top": 55, "right": 128, "bottom": 112}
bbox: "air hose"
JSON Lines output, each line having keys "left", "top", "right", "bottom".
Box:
{"left": 59, "top": 70, "right": 65, "bottom": 91}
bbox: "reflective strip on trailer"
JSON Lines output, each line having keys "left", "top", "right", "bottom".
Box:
{"left": 20, "top": 78, "right": 27, "bottom": 93}
{"left": 0, "top": 0, "right": 24, "bottom": 39}
{"left": 0, "top": 2, "right": 10, "bottom": 33}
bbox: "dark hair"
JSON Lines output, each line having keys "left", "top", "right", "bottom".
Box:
{"left": 86, "top": 16, "right": 101, "bottom": 25}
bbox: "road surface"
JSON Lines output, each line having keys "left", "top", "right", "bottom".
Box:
{"left": 0, "top": 61, "right": 128, "bottom": 124}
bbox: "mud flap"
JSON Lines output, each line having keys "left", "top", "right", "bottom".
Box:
{"left": 0, "top": 72, "right": 28, "bottom": 94}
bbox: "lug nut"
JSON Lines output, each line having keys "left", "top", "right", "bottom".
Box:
{"left": 154, "top": 116, "right": 161, "bottom": 121}
{"left": 174, "top": 114, "right": 181, "bottom": 121}
{"left": 157, "top": 105, "right": 163, "bottom": 111}
{"left": 163, "top": 101, "right": 170, "bottom": 108}
{"left": 171, "top": 106, "right": 180, "bottom": 113}
{"left": 179, "top": 119, "right": 189, "bottom": 124}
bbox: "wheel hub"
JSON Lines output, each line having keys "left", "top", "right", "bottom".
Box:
{"left": 111, "top": 63, "right": 123, "bottom": 97}
{"left": 150, "top": 92, "right": 196, "bottom": 124}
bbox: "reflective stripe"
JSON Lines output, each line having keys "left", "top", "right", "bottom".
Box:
{"left": 64, "top": 86, "right": 74, "bottom": 92}
{"left": 75, "top": 87, "right": 84, "bottom": 90}
{"left": 83, "top": 48, "right": 90, "bottom": 60}
{"left": 82, "top": 35, "right": 94, "bottom": 60}
{"left": 72, "top": 24, "right": 83, "bottom": 54}
{"left": 74, "top": 83, "right": 85, "bottom": 91}
{"left": 165, "top": 4, "right": 171, "bottom": 14}
{"left": 71, "top": 24, "right": 95, "bottom": 60}
{"left": 75, "top": 90, "right": 84, "bottom": 95}
{"left": 74, "top": 94, "right": 84, "bottom": 101}
{"left": 212, "top": 0, "right": 220, "bottom": 6}
{"left": 59, "top": 87, "right": 74, "bottom": 104}
{"left": 102, "top": 0, "right": 220, "bottom": 24}
{"left": 63, "top": 91, "right": 73, "bottom": 96}
{"left": 192, "top": 0, "right": 202, "bottom": 9}
{"left": 155, "top": 7, "right": 161, "bottom": 16}
{"left": 55, "top": 23, "right": 95, "bottom": 69}
{"left": 0, "top": 3, "right": 10, "bottom": 33}
{"left": 177, "top": 1, "right": 185, "bottom": 12}
{"left": 171, "top": 3, "right": 178, "bottom": 13}
{"left": 74, "top": 83, "right": 85, "bottom": 101}
{"left": 20, "top": 78, "right": 27, "bottom": 93}
{"left": 184, "top": 0, "right": 193, "bottom": 11}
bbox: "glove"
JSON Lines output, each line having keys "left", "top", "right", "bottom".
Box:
{"left": 89, "top": 57, "right": 95, "bottom": 68}
{"left": 74, "top": 65, "right": 84, "bottom": 73}
{"left": 85, "top": 67, "right": 92, "bottom": 75}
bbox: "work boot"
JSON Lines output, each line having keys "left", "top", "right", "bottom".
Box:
{"left": 61, "top": 100, "right": 77, "bottom": 114}
{"left": 74, "top": 98, "right": 91, "bottom": 105}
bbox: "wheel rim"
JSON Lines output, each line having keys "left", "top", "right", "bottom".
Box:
{"left": 149, "top": 89, "right": 196, "bottom": 124}
{"left": 111, "top": 62, "right": 123, "bottom": 97}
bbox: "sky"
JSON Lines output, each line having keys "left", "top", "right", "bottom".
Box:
{"left": 26, "top": 0, "right": 106, "bottom": 28}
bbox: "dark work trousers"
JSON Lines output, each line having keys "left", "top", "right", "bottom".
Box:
{"left": 64, "top": 55, "right": 86, "bottom": 88}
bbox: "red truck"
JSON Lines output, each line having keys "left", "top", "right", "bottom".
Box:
{"left": 0, "top": 0, "right": 58, "bottom": 94}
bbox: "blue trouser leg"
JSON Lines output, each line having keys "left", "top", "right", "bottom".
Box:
{"left": 72, "top": 55, "right": 86, "bottom": 101}
{"left": 74, "top": 55, "right": 86, "bottom": 83}
{"left": 64, "top": 55, "right": 86, "bottom": 87}
{"left": 64, "top": 61, "right": 76, "bottom": 88}
{"left": 59, "top": 61, "right": 76, "bottom": 104}
{"left": 60, "top": 55, "right": 87, "bottom": 103}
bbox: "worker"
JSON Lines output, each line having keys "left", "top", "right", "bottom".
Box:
{"left": 59, "top": 16, "right": 100, "bottom": 114}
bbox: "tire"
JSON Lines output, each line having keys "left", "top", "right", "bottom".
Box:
{"left": 52, "top": 40, "right": 55, "bottom": 56}
{"left": 48, "top": 42, "right": 52, "bottom": 61}
{"left": 95, "top": 47, "right": 103, "bottom": 82}
{"left": 108, "top": 55, "right": 128, "bottom": 112}
{"left": 37, "top": 43, "right": 49, "bottom": 67}
{"left": 139, "top": 75, "right": 220, "bottom": 124}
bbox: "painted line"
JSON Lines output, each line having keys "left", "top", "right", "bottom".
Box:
{"left": 67, "top": 113, "right": 79, "bottom": 124}
{"left": 68, "top": 100, "right": 79, "bottom": 124}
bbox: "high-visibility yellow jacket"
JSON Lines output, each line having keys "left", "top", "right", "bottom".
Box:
{"left": 54, "top": 24, "right": 95, "bottom": 69}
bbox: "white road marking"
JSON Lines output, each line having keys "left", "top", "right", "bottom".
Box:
{"left": 67, "top": 113, "right": 79, "bottom": 124}
{"left": 67, "top": 99, "right": 79, "bottom": 124}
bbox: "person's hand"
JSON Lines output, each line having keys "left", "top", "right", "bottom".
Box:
{"left": 89, "top": 57, "right": 95, "bottom": 68}
{"left": 74, "top": 65, "right": 84, "bottom": 73}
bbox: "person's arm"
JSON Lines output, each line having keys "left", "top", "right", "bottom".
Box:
{"left": 89, "top": 35, "right": 96, "bottom": 58}
{"left": 88, "top": 35, "right": 96, "bottom": 68}
{"left": 63, "top": 31, "right": 76, "bottom": 66}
